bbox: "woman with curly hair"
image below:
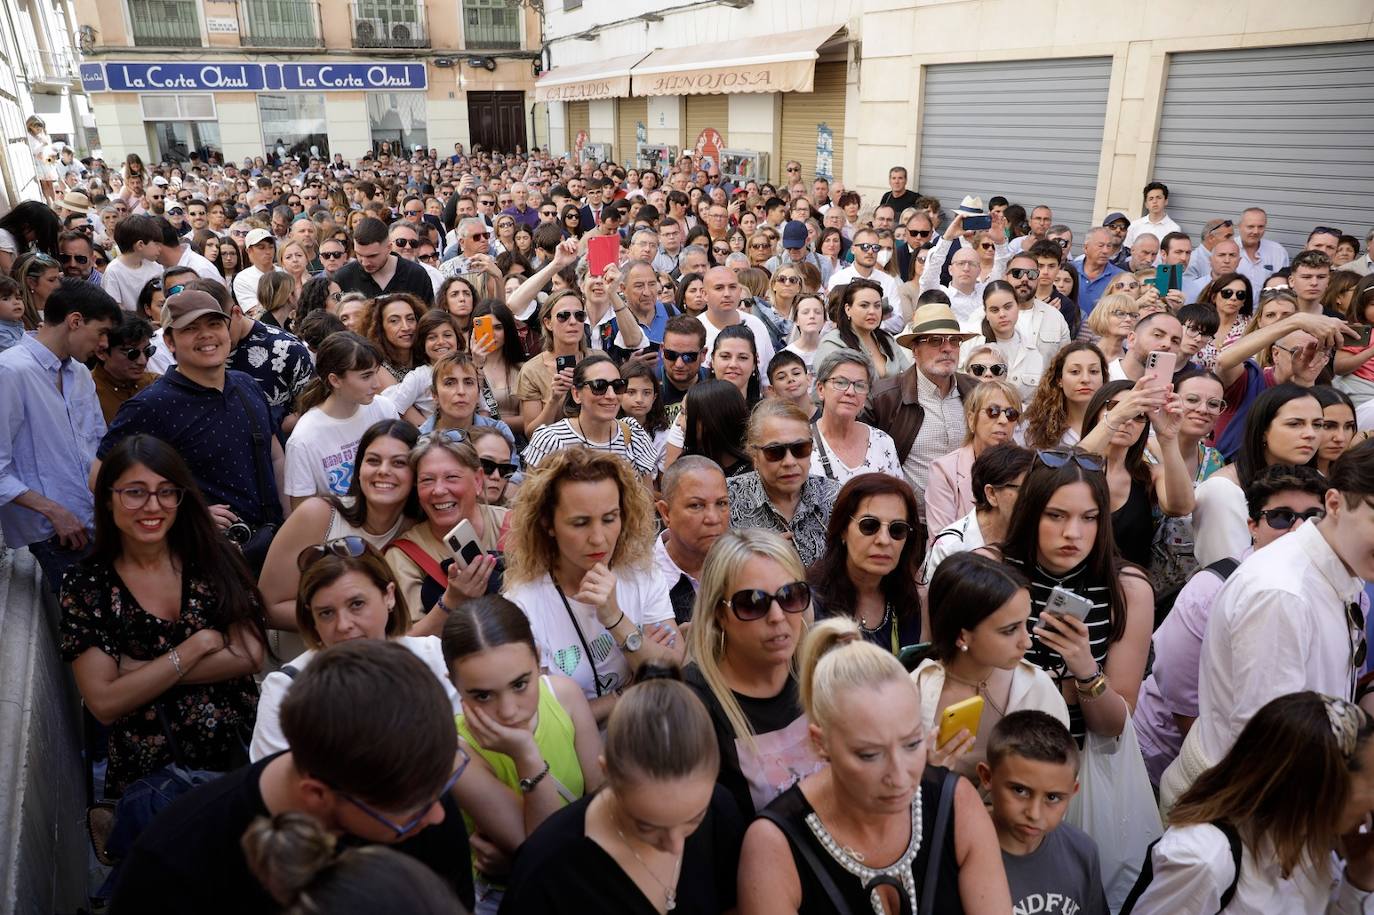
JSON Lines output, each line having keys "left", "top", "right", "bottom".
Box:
{"left": 503, "top": 447, "right": 685, "bottom": 723}
{"left": 1023, "top": 341, "right": 1108, "bottom": 449}
{"left": 363, "top": 292, "right": 427, "bottom": 387}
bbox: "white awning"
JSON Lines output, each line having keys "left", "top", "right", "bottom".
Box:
{"left": 535, "top": 53, "right": 651, "bottom": 103}
{"left": 630, "top": 24, "right": 844, "bottom": 97}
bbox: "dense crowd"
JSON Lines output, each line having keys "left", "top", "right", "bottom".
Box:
{"left": 4, "top": 137, "right": 1374, "bottom": 914}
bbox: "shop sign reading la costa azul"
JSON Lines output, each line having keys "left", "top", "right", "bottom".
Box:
{"left": 81, "top": 62, "right": 428, "bottom": 93}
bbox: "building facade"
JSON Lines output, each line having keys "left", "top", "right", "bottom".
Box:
{"left": 0, "top": 0, "right": 90, "bottom": 208}
{"left": 74, "top": 0, "right": 541, "bottom": 166}
{"left": 536, "top": 0, "right": 1374, "bottom": 253}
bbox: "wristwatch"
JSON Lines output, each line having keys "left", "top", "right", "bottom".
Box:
{"left": 620, "top": 626, "right": 643, "bottom": 652}
{"left": 519, "top": 760, "right": 550, "bottom": 794}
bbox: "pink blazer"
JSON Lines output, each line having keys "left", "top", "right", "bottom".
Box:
{"left": 925, "top": 444, "right": 976, "bottom": 549}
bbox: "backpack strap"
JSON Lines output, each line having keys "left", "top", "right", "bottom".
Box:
{"left": 756, "top": 808, "right": 854, "bottom": 915}
{"left": 1215, "top": 821, "right": 1243, "bottom": 912}
{"left": 1204, "top": 557, "right": 1240, "bottom": 581}
{"left": 387, "top": 538, "right": 447, "bottom": 588}
{"left": 1121, "top": 821, "right": 1242, "bottom": 915}
{"left": 279, "top": 664, "right": 300, "bottom": 680}
{"left": 919, "top": 768, "right": 959, "bottom": 915}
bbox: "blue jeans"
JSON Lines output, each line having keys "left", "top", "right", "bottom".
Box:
{"left": 27, "top": 537, "right": 93, "bottom": 595}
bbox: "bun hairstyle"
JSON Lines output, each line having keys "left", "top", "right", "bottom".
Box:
{"left": 603, "top": 668, "right": 719, "bottom": 787}
{"left": 242, "top": 812, "right": 464, "bottom": 915}
{"left": 797, "top": 617, "right": 913, "bottom": 732}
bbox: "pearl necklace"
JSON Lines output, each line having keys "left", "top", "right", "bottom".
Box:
{"left": 615, "top": 826, "right": 682, "bottom": 912}
{"left": 804, "top": 786, "right": 923, "bottom": 914}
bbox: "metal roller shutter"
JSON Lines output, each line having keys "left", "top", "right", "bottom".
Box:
{"left": 617, "top": 96, "right": 647, "bottom": 165}
{"left": 780, "top": 61, "right": 846, "bottom": 186}
{"left": 1152, "top": 42, "right": 1374, "bottom": 254}
{"left": 684, "top": 94, "right": 728, "bottom": 149}
{"left": 565, "top": 100, "right": 590, "bottom": 150}
{"left": 918, "top": 57, "right": 1111, "bottom": 237}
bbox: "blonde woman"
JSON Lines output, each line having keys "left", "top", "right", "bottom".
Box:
{"left": 1084, "top": 292, "right": 1139, "bottom": 363}
{"left": 770, "top": 266, "right": 805, "bottom": 321}
{"left": 684, "top": 528, "right": 824, "bottom": 819}
{"left": 738, "top": 616, "right": 1011, "bottom": 915}
{"left": 256, "top": 270, "right": 299, "bottom": 331}
{"left": 279, "top": 238, "right": 311, "bottom": 292}
{"left": 925, "top": 378, "right": 1023, "bottom": 540}
{"left": 504, "top": 447, "right": 683, "bottom": 724}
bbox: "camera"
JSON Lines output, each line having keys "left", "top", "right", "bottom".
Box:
{"left": 224, "top": 521, "right": 252, "bottom": 545}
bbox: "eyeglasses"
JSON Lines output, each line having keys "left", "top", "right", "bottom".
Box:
{"left": 1183, "top": 325, "right": 1215, "bottom": 342}
{"left": 968, "top": 362, "right": 1007, "bottom": 377}
{"left": 1007, "top": 267, "right": 1040, "bottom": 281}
{"left": 320, "top": 250, "right": 346, "bottom": 260}
{"left": 554, "top": 309, "right": 587, "bottom": 323}
{"left": 117, "top": 344, "right": 157, "bottom": 361}
{"left": 723, "top": 581, "right": 811, "bottom": 621}
{"left": 1179, "top": 393, "right": 1227, "bottom": 414}
{"left": 1256, "top": 506, "right": 1324, "bottom": 531}
{"left": 333, "top": 751, "right": 469, "bottom": 839}
{"left": 825, "top": 377, "right": 870, "bottom": 395}
{"left": 581, "top": 377, "right": 628, "bottom": 395}
{"left": 296, "top": 535, "right": 368, "bottom": 571}
{"left": 1035, "top": 449, "right": 1104, "bottom": 472}
{"left": 468, "top": 231, "right": 490, "bottom": 240}
{"left": 479, "top": 457, "right": 517, "bottom": 478}
{"left": 111, "top": 484, "right": 185, "bottom": 511}
{"left": 854, "top": 516, "right": 912, "bottom": 540}
{"left": 916, "top": 334, "right": 964, "bottom": 349}
{"left": 854, "top": 243, "right": 882, "bottom": 253}
{"left": 663, "top": 348, "right": 700, "bottom": 364}
{"left": 58, "top": 253, "right": 89, "bottom": 265}
{"left": 775, "top": 275, "right": 801, "bottom": 286}
{"left": 1110, "top": 309, "right": 1138, "bottom": 320}
{"left": 231, "top": 229, "right": 250, "bottom": 238}
{"left": 1055, "top": 238, "right": 1070, "bottom": 249}
{"left": 1112, "top": 280, "right": 1142, "bottom": 292}
{"left": 756, "top": 439, "right": 813, "bottom": 463}
{"left": 392, "top": 238, "right": 419, "bottom": 248}
{"left": 1215, "top": 288, "right": 1246, "bottom": 301}
{"left": 907, "top": 229, "right": 932, "bottom": 238}
{"left": 983, "top": 404, "right": 1021, "bottom": 422}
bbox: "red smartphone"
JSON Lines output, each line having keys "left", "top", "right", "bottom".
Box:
{"left": 587, "top": 236, "right": 619, "bottom": 278}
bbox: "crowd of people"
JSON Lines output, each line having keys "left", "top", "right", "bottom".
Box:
{"left": 4, "top": 137, "right": 1374, "bottom": 914}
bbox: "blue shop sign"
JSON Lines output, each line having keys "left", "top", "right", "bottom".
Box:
{"left": 82, "top": 62, "right": 427, "bottom": 93}
{"left": 274, "top": 63, "right": 427, "bottom": 91}
{"left": 98, "top": 62, "right": 265, "bottom": 92}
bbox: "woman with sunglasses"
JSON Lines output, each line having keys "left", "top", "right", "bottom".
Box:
{"left": 468, "top": 426, "right": 519, "bottom": 506}
{"left": 518, "top": 289, "right": 591, "bottom": 436}
{"left": 728, "top": 399, "right": 840, "bottom": 567}
{"left": 767, "top": 265, "right": 803, "bottom": 319}
{"left": 813, "top": 278, "right": 911, "bottom": 381}
{"left": 978, "top": 449, "right": 1154, "bottom": 745}
{"left": 60, "top": 435, "right": 266, "bottom": 798}
{"left": 739, "top": 615, "right": 1012, "bottom": 915}
{"left": 1126, "top": 692, "right": 1374, "bottom": 915}
{"left": 683, "top": 529, "right": 824, "bottom": 818}
{"left": 443, "top": 594, "right": 603, "bottom": 913}
{"left": 13, "top": 251, "right": 60, "bottom": 329}
{"left": 961, "top": 280, "right": 1045, "bottom": 400}
{"left": 523, "top": 354, "right": 658, "bottom": 478}
{"left": 1024, "top": 342, "right": 1109, "bottom": 449}
{"left": 1193, "top": 272, "right": 1253, "bottom": 369}
{"left": 808, "top": 474, "right": 923, "bottom": 655}
{"left": 364, "top": 292, "right": 427, "bottom": 388}
{"left": 1104, "top": 269, "right": 1162, "bottom": 314}
{"left": 809, "top": 349, "right": 903, "bottom": 484}
{"left": 926, "top": 378, "right": 1025, "bottom": 542}
{"left": 503, "top": 447, "right": 682, "bottom": 724}
{"left": 961, "top": 344, "right": 1009, "bottom": 382}
{"left": 492, "top": 215, "right": 516, "bottom": 256}
{"left": 559, "top": 204, "right": 583, "bottom": 240}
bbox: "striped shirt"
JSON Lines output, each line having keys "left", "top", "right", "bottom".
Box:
{"left": 522, "top": 417, "right": 657, "bottom": 477}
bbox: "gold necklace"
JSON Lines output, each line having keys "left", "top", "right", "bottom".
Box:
{"left": 615, "top": 825, "right": 682, "bottom": 911}
{"left": 945, "top": 667, "right": 1007, "bottom": 717}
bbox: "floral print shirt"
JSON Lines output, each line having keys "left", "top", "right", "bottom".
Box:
{"left": 726, "top": 472, "right": 840, "bottom": 567}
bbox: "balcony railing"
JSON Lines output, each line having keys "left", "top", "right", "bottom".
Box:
{"left": 238, "top": 0, "right": 323, "bottom": 48}
{"left": 351, "top": 0, "right": 429, "bottom": 49}
{"left": 37, "top": 49, "right": 79, "bottom": 82}
{"left": 463, "top": 0, "right": 521, "bottom": 50}
{"left": 128, "top": 0, "right": 201, "bottom": 47}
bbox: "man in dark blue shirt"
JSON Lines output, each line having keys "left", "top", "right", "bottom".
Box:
{"left": 97, "top": 290, "right": 285, "bottom": 532}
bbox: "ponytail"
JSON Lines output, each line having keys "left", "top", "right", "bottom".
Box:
{"left": 297, "top": 331, "right": 381, "bottom": 413}
{"left": 797, "top": 617, "right": 910, "bottom": 730}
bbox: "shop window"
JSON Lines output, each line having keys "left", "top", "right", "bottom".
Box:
{"left": 367, "top": 92, "right": 428, "bottom": 155}
{"left": 258, "top": 93, "right": 329, "bottom": 162}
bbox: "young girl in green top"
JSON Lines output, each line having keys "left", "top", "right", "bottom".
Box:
{"left": 443, "top": 594, "right": 603, "bottom": 913}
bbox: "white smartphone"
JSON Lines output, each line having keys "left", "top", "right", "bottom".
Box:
{"left": 444, "top": 519, "right": 483, "bottom": 565}
{"left": 1044, "top": 586, "right": 1094, "bottom": 622}
{"left": 1145, "top": 350, "right": 1177, "bottom": 382}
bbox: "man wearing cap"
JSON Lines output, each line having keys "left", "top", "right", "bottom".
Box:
{"left": 334, "top": 217, "right": 434, "bottom": 306}
{"left": 767, "top": 221, "right": 832, "bottom": 286}
{"left": 233, "top": 228, "right": 283, "bottom": 314}
{"left": 860, "top": 303, "right": 978, "bottom": 523}
{"left": 1185, "top": 218, "right": 1237, "bottom": 283}
{"left": 98, "top": 289, "right": 286, "bottom": 566}
{"left": 827, "top": 226, "right": 903, "bottom": 330}
{"left": 921, "top": 201, "right": 1009, "bottom": 326}
{"left": 1102, "top": 212, "right": 1133, "bottom": 268}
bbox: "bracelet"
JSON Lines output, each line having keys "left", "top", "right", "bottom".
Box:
{"left": 519, "top": 760, "right": 551, "bottom": 794}
{"left": 436, "top": 595, "right": 454, "bottom": 615}
{"left": 1073, "top": 664, "right": 1103, "bottom": 684}
{"left": 168, "top": 648, "right": 184, "bottom": 679}
{"left": 604, "top": 610, "right": 626, "bottom": 631}
{"left": 1076, "top": 674, "right": 1108, "bottom": 700}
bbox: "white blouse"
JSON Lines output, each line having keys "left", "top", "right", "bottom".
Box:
{"left": 808, "top": 423, "right": 904, "bottom": 484}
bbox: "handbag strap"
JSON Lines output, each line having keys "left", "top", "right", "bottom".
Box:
{"left": 388, "top": 538, "right": 448, "bottom": 588}
{"left": 919, "top": 768, "right": 959, "bottom": 915}
{"left": 553, "top": 582, "right": 602, "bottom": 697}
{"left": 228, "top": 381, "right": 279, "bottom": 525}
{"left": 1120, "top": 821, "right": 1242, "bottom": 915}
{"left": 811, "top": 422, "right": 837, "bottom": 480}
{"left": 756, "top": 808, "right": 854, "bottom": 915}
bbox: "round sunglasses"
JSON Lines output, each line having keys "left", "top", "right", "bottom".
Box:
{"left": 723, "top": 581, "right": 812, "bottom": 621}
{"left": 854, "top": 516, "right": 912, "bottom": 540}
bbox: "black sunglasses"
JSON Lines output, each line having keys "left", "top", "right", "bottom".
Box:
{"left": 723, "top": 581, "right": 812, "bottom": 622}
{"left": 1257, "top": 506, "right": 1325, "bottom": 530}
{"left": 663, "top": 348, "right": 700, "bottom": 364}
{"left": 296, "top": 535, "right": 368, "bottom": 572}
{"left": 59, "top": 253, "right": 90, "bottom": 264}
{"left": 1007, "top": 267, "right": 1040, "bottom": 281}
{"left": 393, "top": 238, "right": 419, "bottom": 248}
{"left": 554, "top": 309, "right": 587, "bottom": 323}
{"left": 1216, "top": 288, "right": 1246, "bottom": 300}
{"left": 1035, "top": 449, "right": 1104, "bottom": 472}
{"left": 479, "top": 457, "right": 517, "bottom": 478}
{"left": 320, "top": 250, "right": 346, "bottom": 260}
{"left": 983, "top": 405, "right": 1021, "bottom": 422}
{"left": 757, "top": 440, "right": 813, "bottom": 463}
{"left": 582, "top": 378, "right": 628, "bottom": 395}
{"left": 854, "top": 516, "right": 912, "bottom": 540}
{"left": 968, "top": 362, "right": 1007, "bottom": 377}
{"left": 117, "top": 344, "right": 157, "bottom": 361}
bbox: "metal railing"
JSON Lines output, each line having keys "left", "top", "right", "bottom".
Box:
{"left": 351, "top": 0, "right": 429, "bottom": 48}
{"left": 128, "top": 0, "right": 201, "bottom": 47}
{"left": 463, "top": 0, "right": 522, "bottom": 50}
{"left": 238, "top": 0, "right": 324, "bottom": 48}
{"left": 37, "top": 49, "right": 78, "bottom": 82}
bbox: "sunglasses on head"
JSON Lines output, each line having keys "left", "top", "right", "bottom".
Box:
{"left": 296, "top": 535, "right": 368, "bottom": 572}
{"left": 1035, "top": 449, "right": 1104, "bottom": 472}
{"left": 854, "top": 516, "right": 912, "bottom": 540}
{"left": 581, "top": 377, "right": 628, "bottom": 395}
{"left": 983, "top": 404, "right": 1021, "bottom": 422}
{"left": 968, "top": 362, "right": 1007, "bottom": 377}
{"left": 663, "top": 348, "right": 700, "bottom": 364}
{"left": 723, "top": 581, "right": 811, "bottom": 621}
{"left": 1257, "top": 506, "right": 1324, "bottom": 531}
{"left": 757, "top": 439, "right": 813, "bottom": 463}
{"left": 479, "top": 457, "right": 517, "bottom": 478}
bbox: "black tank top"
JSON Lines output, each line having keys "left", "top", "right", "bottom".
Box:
{"left": 1112, "top": 476, "right": 1154, "bottom": 568}
{"left": 766, "top": 767, "right": 964, "bottom": 915}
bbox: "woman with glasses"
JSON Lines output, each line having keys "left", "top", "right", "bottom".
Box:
{"left": 813, "top": 278, "right": 911, "bottom": 380}
{"left": 1125, "top": 692, "right": 1374, "bottom": 914}
{"left": 503, "top": 447, "right": 682, "bottom": 723}
{"left": 1082, "top": 292, "right": 1138, "bottom": 363}
{"left": 747, "top": 232, "right": 774, "bottom": 269}
{"left": 468, "top": 426, "right": 519, "bottom": 507}
{"left": 13, "top": 251, "right": 60, "bottom": 329}
{"left": 810, "top": 349, "right": 903, "bottom": 484}
{"left": 60, "top": 435, "right": 266, "bottom": 798}
{"left": 559, "top": 204, "right": 583, "bottom": 240}
{"left": 926, "top": 379, "right": 1025, "bottom": 542}
{"left": 492, "top": 215, "right": 516, "bottom": 256}
{"left": 728, "top": 400, "right": 840, "bottom": 567}
{"left": 961, "top": 343, "right": 1010, "bottom": 382}
{"left": 523, "top": 354, "right": 657, "bottom": 477}
{"left": 683, "top": 529, "right": 825, "bottom": 818}
{"left": 363, "top": 292, "right": 427, "bottom": 387}
{"left": 1104, "top": 269, "right": 1163, "bottom": 314}
{"left": 293, "top": 274, "right": 343, "bottom": 327}
{"left": 808, "top": 474, "right": 923, "bottom": 655}
{"left": 517, "top": 289, "right": 589, "bottom": 436}
{"left": 1193, "top": 272, "right": 1253, "bottom": 369}
{"left": 978, "top": 449, "right": 1154, "bottom": 745}
{"left": 768, "top": 265, "right": 804, "bottom": 319}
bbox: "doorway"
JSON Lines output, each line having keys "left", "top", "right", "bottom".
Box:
{"left": 467, "top": 91, "right": 527, "bottom": 153}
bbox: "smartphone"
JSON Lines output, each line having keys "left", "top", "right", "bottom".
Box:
{"left": 1044, "top": 585, "right": 1095, "bottom": 622}
{"left": 444, "top": 519, "right": 483, "bottom": 565}
{"left": 897, "top": 642, "right": 932, "bottom": 673}
{"left": 1354, "top": 324, "right": 1374, "bottom": 349}
{"left": 1145, "top": 349, "right": 1177, "bottom": 382}
{"left": 473, "top": 314, "right": 495, "bottom": 345}
{"left": 1153, "top": 263, "right": 1182, "bottom": 295}
{"left": 555, "top": 354, "right": 577, "bottom": 375}
{"left": 938, "top": 695, "right": 984, "bottom": 748}
{"left": 642, "top": 340, "right": 661, "bottom": 354}
{"left": 961, "top": 214, "right": 992, "bottom": 231}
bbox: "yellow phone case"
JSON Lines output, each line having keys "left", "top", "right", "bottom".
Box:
{"left": 937, "top": 695, "right": 985, "bottom": 747}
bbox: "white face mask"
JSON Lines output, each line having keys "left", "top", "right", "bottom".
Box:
{"left": 876, "top": 249, "right": 893, "bottom": 268}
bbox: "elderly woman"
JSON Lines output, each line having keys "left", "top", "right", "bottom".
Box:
{"left": 1084, "top": 292, "right": 1139, "bottom": 363}
{"left": 924, "top": 378, "right": 1023, "bottom": 541}
{"left": 809, "top": 348, "right": 903, "bottom": 483}
{"left": 727, "top": 399, "right": 841, "bottom": 567}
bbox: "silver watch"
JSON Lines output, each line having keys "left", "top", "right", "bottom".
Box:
{"left": 620, "top": 626, "right": 643, "bottom": 652}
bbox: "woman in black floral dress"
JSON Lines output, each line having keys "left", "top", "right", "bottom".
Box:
{"left": 61, "top": 435, "right": 267, "bottom": 796}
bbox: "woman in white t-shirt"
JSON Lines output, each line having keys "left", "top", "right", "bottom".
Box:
{"left": 504, "top": 447, "right": 685, "bottom": 725}
{"left": 283, "top": 332, "right": 400, "bottom": 508}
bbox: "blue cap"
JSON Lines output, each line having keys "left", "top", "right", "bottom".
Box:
{"left": 782, "top": 220, "right": 807, "bottom": 249}
{"left": 1103, "top": 211, "right": 1129, "bottom": 228}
